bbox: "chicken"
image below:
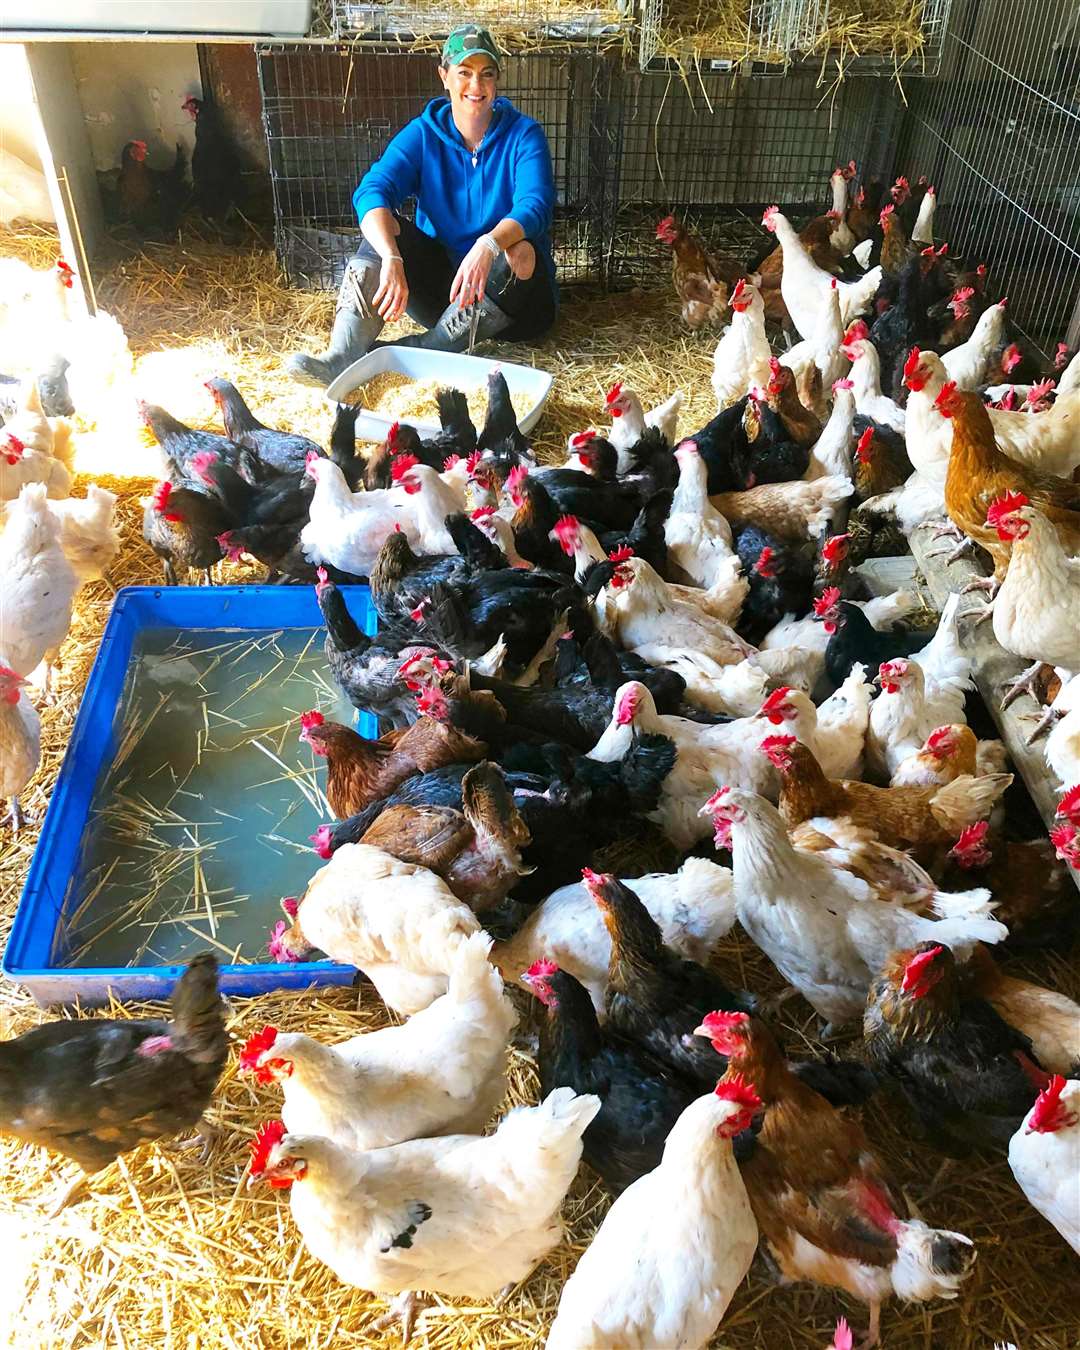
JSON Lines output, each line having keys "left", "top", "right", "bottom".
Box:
{"left": 963, "top": 944, "right": 1080, "bottom": 1078}
{"left": 268, "top": 842, "right": 485, "bottom": 1015}
{"left": 842, "top": 333, "right": 906, "bottom": 435}
{"left": 889, "top": 722, "right": 1005, "bottom": 787}
{"left": 867, "top": 657, "right": 971, "bottom": 782}
{"left": 941, "top": 299, "right": 1008, "bottom": 390}
{"left": 115, "top": 139, "right": 186, "bottom": 234}
{"left": 760, "top": 206, "right": 882, "bottom": 339}
{"left": 983, "top": 493, "right": 1080, "bottom": 705}
{"left": 709, "top": 472, "right": 853, "bottom": 544}
{"left": 1, "top": 481, "right": 78, "bottom": 692}
{"left": 357, "top": 761, "right": 531, "bottom": 912}
{"left": 40, "top": 484, "right": 120, "bottom": 588}
{"left": 663, "top": 440, "right": 738, "bottom": 583}
{"left": 604, "top": 381, "right": 683, "bottom": 471}
{"left": 492, "top": 857, "right": 735, "bottom": 1012}
{"left": 703, "top": 788, "right": 1007, "bottom": 1031}
{"left": 298, "top": 707, "right": 485, "bottom": 819}
{"left": 864, "top": 942, "right": 1045, "bottom": 1156}
{"left": 0, "top": 953, "right": 227, "bottom": 1213}
{"left": 695, "top": 1010, "right": 976, "bottom": 1348}
{"left": 818, "top": 596, "right": 931, "bottom": 688}
{"left": 851, "top": 422, "right": 911, "bottom": 501}
{"left": 781, "top": 283, "right": 847, "bottom": 423}
{"left": 1008, "top": 1075, "right": 1080, "bottom": 1254}
{"left": 240, "top": 932, "right": 514, "bottom": 1149}
{"left": 0, "top": 430, "right": 70, "bottom": 502}
{"left": 248, "top": 1087, "right": 600, "bottom": 1341}
{"left": 803, "top": 380, "right": 856, "bottom": 482}
{"left": 711, "top": 278, "right": 771, "bottom": 409}
{"left": 205, "top": 377, "right": 321, "bottom": 474}
{"left": 299, "top": 456, "right": 419, "bottom": 576}
{"left": 764, "top": 733, "right": 1011, "bottom": 864}
{"left": 0, "top": 665, "right": 39, "bottom": 831}
{"left": 910, "top": 183, "right": 937, "bottom": 245}
{"left": 523, "top": 961, "right": 699, "bottom": 1194}
{"left": 544, "top": 1076, "right": 760, "bottom": 1350}
{"left": 762, "top": 587, "right": 916, "bottom": 667}
{"left": 655, "top": 214, "right": 744, "bottom": 331}
{"left": 142, "top": 479, "right": 230, "bottom": 586}
{"left": 939, "top": 382, "right": 1080, "bottom": 585}
{"left": 183, "top": 92, "right": 243, "bottom": 220}
{"left": 2, "top": 378, "right": 54, "bottom": 454}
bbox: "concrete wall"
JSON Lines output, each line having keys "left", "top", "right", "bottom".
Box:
{"left": 70, "top": 42, "right": 202, "bottom": 174}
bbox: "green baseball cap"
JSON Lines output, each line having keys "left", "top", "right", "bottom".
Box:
{"left": 442, "top": 25, "right": 501, "bottom": 69}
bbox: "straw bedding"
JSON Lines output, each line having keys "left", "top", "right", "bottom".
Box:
{"left": 0, "top": 222, "right": 1077, "bottom": 1350}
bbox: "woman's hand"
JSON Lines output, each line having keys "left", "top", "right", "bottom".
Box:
{"left": 449, "top": 238, "right": 496, "bottom": 308}
{"left": 372, "top": 255, "right": 408, "bottom": 322}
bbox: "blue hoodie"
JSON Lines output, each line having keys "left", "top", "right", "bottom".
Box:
{"left": 352, "top": 97, "right": 556, "bottom": 290}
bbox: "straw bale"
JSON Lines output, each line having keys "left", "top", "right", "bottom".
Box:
{"left": 0, "top": 223, "right": 1077, "bottom": 1350}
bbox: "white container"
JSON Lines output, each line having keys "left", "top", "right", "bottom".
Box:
{"left": 325, "top": 345, "right": 554, "bottom": 443}
{"left": 5, "top": 1, "right": 312, "bottom": 34}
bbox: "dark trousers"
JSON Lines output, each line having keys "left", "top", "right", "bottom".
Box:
{"left": 356, "top": 216, "right": 557, "bottom": 342}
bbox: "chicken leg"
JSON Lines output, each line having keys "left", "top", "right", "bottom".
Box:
{"left": 960, "top": 574, "right": 999, "bottom": 600}
{"left": 372, "top": 1291, "right": 433, "bottom": 1346}
{"left": 1025, "top": 702, "right": 1065, "bottom": 744}
{"left": 172, "top": 1115, "right": 222, "bottom": 1163}
{"left": 859, "top": 1300, "right": 882, "bottom": 1350}
{"left": 8, "top": 795, "right": 26, "bottom": 833}
{"left": 1000, "top": 660, "right": 1046, "bottom": 712}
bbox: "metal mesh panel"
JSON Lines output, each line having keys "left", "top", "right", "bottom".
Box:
{"left": 894, "top": 0, "right": 1080, "bottom": 354}
{"left": 257, "top": 44, "right": 610, "bottom": 289}
{"left": 802, "top": 0, "right": 954, "bottom": 76}
{"left": 329, "top": 0, "right": 631, "bottom": 48}
{"left": 602, "top": 67, "right": 900, "bottom": 286}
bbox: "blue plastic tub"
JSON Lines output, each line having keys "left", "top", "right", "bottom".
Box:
{"left": 4, "top": 586, "right": 377, "bottom": 1008}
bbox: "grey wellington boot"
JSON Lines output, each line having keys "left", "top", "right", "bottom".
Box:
{"left": 395, "top": 255, "right": 516, "bottom": 352}
{"left": 285, "top": 256, "right": 385, "bottom": 388}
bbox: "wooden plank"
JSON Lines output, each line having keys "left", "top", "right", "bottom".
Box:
{"left": 907, "top": 523, "right": 1073, "bottom": 873}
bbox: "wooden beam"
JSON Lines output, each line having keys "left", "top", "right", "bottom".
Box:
{"left": 908, "top": 523, "right": 1073, "bottom": 875}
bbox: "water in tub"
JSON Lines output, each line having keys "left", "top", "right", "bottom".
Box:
{"left": 59, "top": 627, "right": 357, "bottom": 968}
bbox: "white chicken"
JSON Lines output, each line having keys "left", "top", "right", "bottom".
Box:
{"left": 267, "top": 843, "right": 484, "bottom": 1015}
{"left": 942, "top": 300, "right": 1006, "bottom": 389}
{"left": 760, "top": 206, "right": 882, "bottom": 339}
{"left": 494, "top": 857, "right": 734, "bottom": 1011}
{"left": 545, "top": 1077, "right": 760, "bottom": 1350}
{"left": 0, "top": 665, "right": 40, "bottom": 831}
{"left": 0, "top": 482, "right": 78, "bottom": 693}
{"left": 300, "top": 457, "right": 420, "bottom": 576}
{"left": 781, "top": 277, "right": 847, "bottom": 411}
{"left": 0, "top": 430, "right": 71, "bottom": 502}
{"left": 703, "top": 787, "right": 1007, "bottom": 1030}
{"left": 1008, "top": 1075, "right": 1080, "bottom": 1255}
{"left": 1044, "top": 673, "right": 1080, "bottom": 787}
{"left": 392, "top": 455, "right": 466, "bottom": 555}
{"left": 867, "top": 655, "right": 971, "bottom": 782}
{"left": 842, "top": 332, "right": 906, "bottom": 435}
{"left": 37, "top": 484, "right": 120, "bottom": 589}
{"left": 664, "top": 440, "right": 738, "bottom": 579}
{"left": 710, "top": 278, "right": 771, "bottom": 410}
{"left": 604, "top": 382, "right": 683, "bottom": 473}
{"left": 827, "top": 163, "right": 858, "bottom": 255}
{"left": 248, "top": 1087, "right": 601, "bottom": 1341}
{"left": 762, "top": 587, "right": 918, "bottom": 663}
{"left": 803, "top": 379, "right": 856, "bottom": 480}
{"left": 239, "top": 932, "right": 515, "bottom": 1150}
{"left": 910, "top": 184, "right": 937, "bottom": 245}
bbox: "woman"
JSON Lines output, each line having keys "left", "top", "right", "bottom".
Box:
{"left": 287, "top": 26, "right": 558, "bottom": 386}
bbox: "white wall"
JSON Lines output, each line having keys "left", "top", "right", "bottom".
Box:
{"left": 70, "top": 42, "right": 202, "bottom": 173}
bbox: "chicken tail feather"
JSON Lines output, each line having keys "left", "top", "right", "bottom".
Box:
{"left": 890, "top": 1221, "right": 976, "bottom": 1301}
{"left": 169, "top": 953, "right": 228, "bottom": 1065}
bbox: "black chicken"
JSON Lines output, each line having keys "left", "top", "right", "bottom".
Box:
{"left": 139, "top": 400, "right": 245, "bottom": 479}
{"left": 738, "top": 397, "right": 810, "bottom": 487}
{"left": 821, "top": 598, "right": 926, "bottom": 687}
{"left": 0, "top": 953, "right": 227, "bottom": 1214}
{"left": 183, "top": 92, "right": 243, "bottom": 220}
{"left": 477, "top": 368, "right": 530, "bottom": 461}
{"left": 733, "top": 525, "right": 815, "bottom": 645}
{"left": 505, "top": 470, "right": 574, "bottom": 574}
{"left": 523, "top": 962, "right": 697, "bottom": 1192}
{"left": 143, "top": 479, "right": 231, "bottom": 584}
{"left": 327, "top": 402, "right": 366, "bottom": 490}
{"left": 205, "top": 378, "right": 322, "bottom": 473}
{"left": 116, "top": 139, "right": 187, "bottom": 235}
{"left": 368, "top": 524, "right": 508, "bottom": 628}
{"left": 684, "top": 397, "right": 751, "bottom": 494}
{"left": 864, "top": 942, "right": 1045, "bottom": 1156}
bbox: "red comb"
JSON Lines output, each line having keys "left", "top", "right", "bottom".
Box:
{"left": 299, "top": 709, "right": 324, "bottom": 732}
{"left": 855, "top": 426, "right": 875, "bottom": 464}
{"left": 760, "top": 734, "right": 797, "bottom": 768}
{"left": 239, "top": 1025, "right": 280, "bottom": 1081}
{"left": 390, "top": 453, "right": 419, "bottom": 480}
{"left": 832, "top": 1318, "right": 854, "bottom": 1350}
{"left": 759, "top": 686, "right": 793, "bottom": 723}
{"left": 608, "top": 544, "right": 634, "bottom": 563}
{"left": 1002, "top": 343, "right": 1022, "bottom": 374}
{"left": 470, "top": 505, "right": 496, "bottom": 521}
{"left": 506, "top": 465, "right": 528, "bottom": 492}
{"left": 901, "top": 945, "right": 944, "bottom": 994}
{"left": 926, "top": 725, "right": 956, "bottom": 754}
{"left": 524, "top": 958, "right": 559, "bottom": 979}
{"left": 1028, "top": 1075, "right": 1076, "bottom": 1133}
{"left": 605, "top": 381, "right": 623, "bottom": 406}
{"left": 933, "top": 381, "right": 960, "bottom": 416}
{"left": 249, "top": 1120, "right": 288, "bottom": 1180}
{"left": 903, "top": 347, "right": 922, "bottom": 379}
{"left": 151, "top": 480, "right": 174, "bottom": 512}
{"left": 714, "top": 1071, "right": 763, "bottom": 1114}
{"left": 699, "top": 1009, "right": 750, "bottom": 1039}
{"left": 754, "top": 546, "right": 776, "bottom": 578}
{"left": 812, "top": 586, "right": 842, "bottom": 617}
{"left": 950, "top": 819, "right": 990, "bottom": 857}
{"left": 442, "top": 454, "right": 462, "bottom": 472}
{"left": 1055, "top": 785, "right": 1080, "bottom": 825}
{"left": 985, "top": 490, "right": 1029, "bottom": 530}
{"left": 386, "top": 420, "right": 401, "bottom": 446}
{"left": 822, "top": 533, "right": 850, "bottom": 567}
{"left": 465, "top": 449, "right": 484, "bottom": 475}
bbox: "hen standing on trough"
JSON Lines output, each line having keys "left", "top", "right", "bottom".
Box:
{"left": 0, "top": 953, "right": 228, "bottom": 1213}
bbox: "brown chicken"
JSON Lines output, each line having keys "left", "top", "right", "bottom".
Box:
{"left": 710, "top": 474, "right": 851, "bottom": 543}
{"left": 845, "top": 182, "right": 881, "bottom": 244}
{"left": 878, "top": 204, "right": 914, "bottom": 275}
{"left": 298, "top": 709, "right": 486, "bottom": 818}
{"left": 764, "top": 358, "right": 822, "bottom": 448}
{"left": 963, "top": 943, "right": 1080, "bottom": 1077}
{"left": 358, "top": 760, "right": 531, "bottom": 911}
{"left": 762, "top": 734, "right": 1011, "bottom": 864}
{"left": 888, "top": 723, "right": 983, "bottom": 786}
{"left": 655, "top": 214, "right": 746, "bottom": 331}
{"left": 939, "top": 383, "right": 1080, "bottom": 582}
{"left": 0, "top": 953, "right": 227, "bottom": 1214}
{"left": 940, "top": 820, "right": 1077, "bottom": 952}
{"left": 852, "top": 424, "right": 911, "bottom": 501}
{"left": 695, "top": 1010, "right": 977, "bottom": 1348}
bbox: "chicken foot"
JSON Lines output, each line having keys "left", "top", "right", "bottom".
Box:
{"left": 960, "top": 574, "right": 999, "bottom": 600}
{"left": 372, "top": 1291, "right": 433, "bottom": 1346}
{"left": 1000, "top": 660, "right": 1047, "bottom": 713}
{"left": 1025, "top": 701, "right": 1065, "bottom": 744}
{"left": 8, "top": 795, "right": 27, "bottom": 833}
{"left": 935, "top": 536, "right": 981, "bottom": 566}
{"left": 171, "top": 1115, "right": 222, "bottom": 1163}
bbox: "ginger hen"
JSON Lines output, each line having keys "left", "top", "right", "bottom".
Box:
{"left": 655, "top": 214, "right": 745, "bottom": 330}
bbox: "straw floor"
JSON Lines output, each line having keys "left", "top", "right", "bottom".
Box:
{"left": 0, "top": 223, "right": 1078, "bottom": 1349}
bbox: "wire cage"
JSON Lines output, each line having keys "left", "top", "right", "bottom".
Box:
{"left": 894, "top": 0, "right": 1080, "bottom": 354}
{"left": 645, "top": 0, "right": 815, "bottom": 68}
{"left": 329, "top": 0, "right": 633, "bottom": 50}
{"left": 601, "top": 67, "right": 901, "bottom": 287}
{"left": 257, "top": 44, "right": 614, "bottom": 290}
{"left": 798, "top": 0, "right": 954, "bottom": 77}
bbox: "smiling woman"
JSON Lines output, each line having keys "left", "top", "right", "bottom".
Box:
{"left": 286, "top": 25, "right": 558, "bottom": 386}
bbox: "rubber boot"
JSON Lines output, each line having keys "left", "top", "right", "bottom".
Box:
{"left": 395, "top": 255, "right": 515, "bottom": 352}
{"left": 285, "top": 256, "right": 384, "bottom": 388}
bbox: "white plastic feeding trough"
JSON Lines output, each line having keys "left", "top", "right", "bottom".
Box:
{"left": 325, "top": 346, "right": 553, "bottom": 443}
